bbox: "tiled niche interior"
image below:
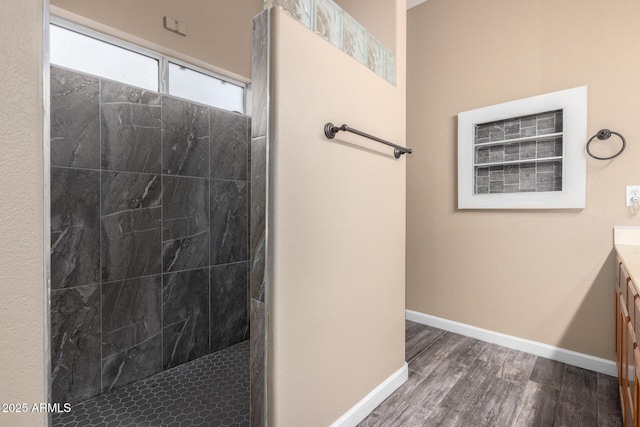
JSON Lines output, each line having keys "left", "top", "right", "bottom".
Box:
{"left": 264, "top": 0, "right": 395, "bottom": 85}
{"left": 50, "top": 66, "right": 250, "bottom": 405}
{"left": 474, "top": 110, "right": 564, "bottom": 194}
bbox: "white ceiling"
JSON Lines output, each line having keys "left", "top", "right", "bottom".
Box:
{"left": 407, "top": 0, "right": 427, "bottom": 9}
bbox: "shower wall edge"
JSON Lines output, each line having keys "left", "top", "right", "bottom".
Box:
{"left": 250, "top": 7, "right": 271, "bottom": 427}
{"left": 43, "top": 0, "right": 52, "bottom": 425}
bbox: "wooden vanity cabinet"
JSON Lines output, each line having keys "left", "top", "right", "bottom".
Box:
{"left": 616, "top": 257, "right": 640, "bottom": 427}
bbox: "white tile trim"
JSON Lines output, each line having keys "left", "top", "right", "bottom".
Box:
{"left": 407, "top": 0, "right": 428, "bottom": 9}
{"left": 330, "top": 362, "right": 408, "bottom": 427}
{"left": 406, "top": 309, "right": 616, "bottom": 377}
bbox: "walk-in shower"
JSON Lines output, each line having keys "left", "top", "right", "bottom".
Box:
{"left": 49, "top": 65, "right": 251, "bottom": 425}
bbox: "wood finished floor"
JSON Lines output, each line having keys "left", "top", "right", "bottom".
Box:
{"left": 359, "top": 321, "right": 622, "bottom": 427}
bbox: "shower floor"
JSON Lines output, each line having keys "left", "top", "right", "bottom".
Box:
{"left": 52, "top": 340, "right": 250, "bottom": 427}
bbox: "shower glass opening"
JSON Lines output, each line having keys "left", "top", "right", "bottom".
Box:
{"left": 48, "top": 19, "right": 252, "bottom": 427}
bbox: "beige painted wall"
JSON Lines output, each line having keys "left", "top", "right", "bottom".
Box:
{"left": 268, "top": 1, "right": 406, "bottom": 424}
{"left": 0, "top": 1, "right": 47, "bottom": 426}
{"left": 337, "top": 0, "right": 395, "bottom": 49}
{"left": 50, "top": 0, "right": 263, "bottom": 80}
{"left": 407, "top": 0, "right": 640, "bottom": 361}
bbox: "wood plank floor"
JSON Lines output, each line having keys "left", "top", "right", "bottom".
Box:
{"left": 359, "top": 321, "right": 622, "bottom": 427}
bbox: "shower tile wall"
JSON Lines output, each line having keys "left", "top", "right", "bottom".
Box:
{"left": 250, "top": 10, "right": 269, "bottom": 427}
{"left": 50, "top": 66, "right": 250, "bottom": 405}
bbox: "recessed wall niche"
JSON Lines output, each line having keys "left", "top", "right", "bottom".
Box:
{"left": 457, "top": 86, "right": 587, "bottom": 209}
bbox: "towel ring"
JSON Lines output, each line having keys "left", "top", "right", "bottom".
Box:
{"left": 586, "top": 129, "right": 625, "bottom": 160}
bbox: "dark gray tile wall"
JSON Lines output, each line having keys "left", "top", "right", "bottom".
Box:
{"left": 50, "top": 66, "right": 251, "bottom": 405}
{"left": 50, "top": 167, "right": 100, "bottom": 290}
{"left": 100, "top": 81, "right": 162, "bottom": 174}
{"left": 162, "top": 96, "right": 210, "bottom": 177}
{"left": 162, "top": 268, "right": 210, "bottom": 369}
{"left": 211, "top": 108, "right": 249, "bottom": 181}
{"left": 50, "top": 284, "right": 101, "bottom": 404}
{"left": 474, "top": 110, "right": 563, "bottom": 194}
{"left": 162, "top": 176, "right": 210, "bottom": 272}
{"left": 210, "top": 262, "right": 249, "bottom": 352}
{"left": 250, "top": 9, "right": 269, "bottom": 427}
{"left": 210, "top": 180, "right": 249, "bottom": 265}
{"left": 50, "top": 67, "right": 100, "bottom": 169}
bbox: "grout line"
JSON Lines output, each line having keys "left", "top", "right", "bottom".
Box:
{"left": 101, "top": 273, "right": 163, "bottom": 286}
{"left": 51, "top": 165, "right": 101, "bottom": 173}
{"left": 50, "top": 282, "right": 101, "bottom": 293}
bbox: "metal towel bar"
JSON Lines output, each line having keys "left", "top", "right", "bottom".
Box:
{"left": 324, "top": 123, "right": 413, "bottom": 159}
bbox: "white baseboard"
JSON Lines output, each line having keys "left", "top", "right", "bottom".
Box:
{"left": 330, "top": 362, "right": 408, "bottom": 427}
{"left": 406, "top": 309, "right": 616, "bottom": 377}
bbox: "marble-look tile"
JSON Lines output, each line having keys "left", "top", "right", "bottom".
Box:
{"left": 101, "top": 171, "right": 162, "bottom": 282}
{"left": 250, "top": 137, "right": 266, "bottom": 302}
{"left": 210, "top": 262, "right": 249, "bottom": 352}
{"left": 274, "top": 0, "right": 312, "bottom": 29}
{"left": 250, "top": 298, "right": 265, "bottom": 427}
{"left": 50, "top": 67, "right": 100, "bottom": 169}
{"left": 162, "top": 268, "right": 209, "bottom": 369}
{"left": 101, "top": 171, "right": 161, "bottom": 215}
{"left": 162, "top": 176, "right": 209, "bottom": 272}
{"left": 210, "top": 180, "right": 249, "bottom": 265}
{"left": 211, "top": 109, "right": 249, "bottom": 181}
{"left": 101, "top": 80, "right": 162, "bottom": 173}
{"left": 102, "top": 275, "right": 162, "bottom": 358}
{"left": 101, "top": 79, "right": 162, "bottom": 104}
{"left": 51, "top": 285, "right": 101, "bottom": 404}
{"left": 162, "top": 96, "right": 210, "bottom": 177}
{"left": 252, "top": 11, "right": 269, "bottom": 138}
{"left": 51, "top": 167, "right": 100, "bottom": 290}
{"left": 101, "top": 207, "right": 162, "bottom": 282}
{"left": 343, "top": 12, "right": 367, "bottom": 65}
{"left": 367, "top": 33, "right": 385, "bottom": 77}
{"left": 101, "top": 333, "right": 162, "bottom": 393}
{"left": 315, "top": 0, "right": 343, "bottom": 49}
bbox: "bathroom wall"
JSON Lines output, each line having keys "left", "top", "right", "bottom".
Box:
{"left": 50, "top": 0, "right": 263, "bottom": 81}
{"left": 337, "top": 0, "right": 395, "bottom": 49}
{"left": 50, "top": 66, "right": 250, "bottom": 404}
{"left": 254, "top": 0, "right": 407, "bottom": 424}
{"left": 0, "top": 1, "right": 47, "bottom": 426}
{"left": 407, "top": 0, "right": 640, "bottom": 361}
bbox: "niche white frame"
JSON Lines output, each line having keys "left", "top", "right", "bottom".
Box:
{"left": 457, "top": 86, "right": 587, "bottom": 209}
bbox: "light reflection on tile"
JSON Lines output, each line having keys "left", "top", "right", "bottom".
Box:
{"left": 367, "top": 34, "right": 385, "bottom": 76}
{"left": 315, "top": 0, "right": 342, "bottom": 49}
{"left": 385, "top": 48, "right": 396, "bottom": 85}
{"left": 343, "top": 12, "right": 366, "bottom": 65}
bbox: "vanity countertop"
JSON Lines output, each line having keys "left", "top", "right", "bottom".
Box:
{"left": 614, "top": 226, "right": 640, "bottom": 286}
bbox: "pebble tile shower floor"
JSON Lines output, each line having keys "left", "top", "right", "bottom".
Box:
{"left": 52, "top": 340, "right": 249, "bottom": 427}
